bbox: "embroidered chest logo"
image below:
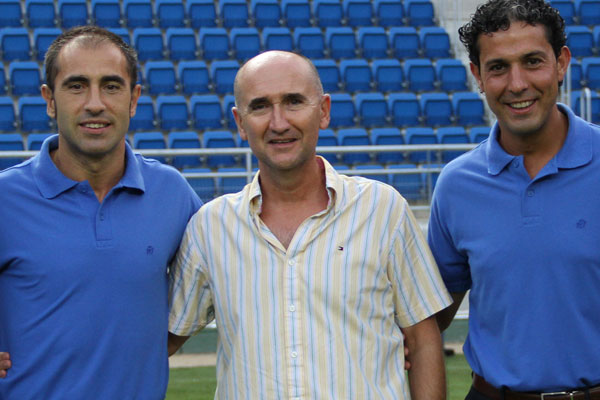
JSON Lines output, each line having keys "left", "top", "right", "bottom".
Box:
{"left": 146, "top": 246, "right": 155, "bottom": 255}
{"left": 576, "top": 219, "right": 587, "bottom": 229}
{"left": 337, "top": 246, "right": 344, "bottom": 251}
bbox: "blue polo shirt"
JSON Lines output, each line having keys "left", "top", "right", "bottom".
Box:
{"left": 428, "top": 104, "right": 600, "bottom": 391}
{"left": 0, "top": 135, "right": 201, "bottom": 399}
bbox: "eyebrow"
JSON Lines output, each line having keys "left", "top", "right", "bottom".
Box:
{"left": 246, "top": 92, "right": 308, "bottom": 109}
{"left": 483, "top": 50, "right": 547, "bottom": 69}
{"left": 60, "top": 74, "right": 127, "bottom": 88}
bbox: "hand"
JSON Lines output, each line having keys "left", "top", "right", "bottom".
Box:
{"left": 0, "top": 352, "right": 11, "bottom": 378}
{"left": 402, "top": 330, "right": 411, "bottom": 371}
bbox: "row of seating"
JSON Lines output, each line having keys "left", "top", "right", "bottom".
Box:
{"left": 550, "top": 0, "right": 600, "bottom": 25}
{"left": 0, "top": 0, "right": 437, "bottom": 30}
{"left": 566, "top": 25, "right": 600, "bottom": 57}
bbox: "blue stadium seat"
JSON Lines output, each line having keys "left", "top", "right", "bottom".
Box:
{"left": 0, "top": 0, "right": 22, "bottom": 27}
{"left": 217, "top": 167, "right": 248, "bottom": 194}
{"left": 566, "top": 26, "right": 593, "bottom": 58}
{"left": 0, "top": 133, "right": 24, "bottom": 170}
{"left": 166, "top": 28, "right": 197, "bottom": 61}
{"left": 572, "top": 89, "right": 600, "bottom": 123}
{"left": 109, "top": 27, "right": 131, "bottom": 45}
{"left": 178, "top": 60, "right": 210, "bottom": 94}
{"left": 236, "top": 135, "right": 258, "bottom": 166}
{"left": 470, "top": 126, "right": 490, "bottom": 144}
{"left": 404, "top": 0, "right": 434, "bottom": 27}
{"left": 9, "top": 61, "right": 41, "bottom": 96}
{"left": 19, "top": 97, "right": 50, "bottom": 132}
{"left": 438, "top": 126, "right": 469, "bottom": 162}
{"left": 199, "top": 27, "right": 230, "bottom": 60}
{"left": 343, "top": 0, "right": 373, "bottom": 27}
{"left": 169, "top": 131, "right": 202, "bottom": 169}
{"left": 219, "top": 0, "right": 249, "bottom": 28}
{"left": 123, "top": 0, "right": 153, "bottom": 28}
{"left": 372, "top": 59, "right": 404, "bottom": 92}
{"left": 406, "top": 127, "right": 438, "bottom": 164}
{"left": 355, "top": 92, "right": 387, "bottom": 127}
{"left": 337, "top": 127, "right": 371, "bottom": 165}
{"left": 0, "top": 65, "right": 6, "bottom": 95}
{"left": 388, "top": 92, "right": 420, "bottom": 126}
{"left": 582, "top": 57, "right": 600, "bottom": 89}
{"left": 340, "top": 58, "right": 372, "bottom": 92}
{"left": 313, "top": 0, "right": 343, "bottom": 27}
{"left": 262, "top": 27, "right": 293, "bottom": 51}
{"left": 358, "top": 27, "right": 388, "bottom": 59}
{"left": 570, "top": 59, "right": 583, "bottom": 90}
{"left": 26, "top": 0, "right": 55, "bottom": 28}
{"left": 281, "top": 0, "right": 311, "bottom": 28}
{"left": 389, "top": 27, "right": 420, "bottom": 59}
{"left": 419, "top": 26, "right": 450, "bottom": 59}
{"left": 33, "top": 28, "right": 61, "bottom": 62}
{"left": 184, "top": 167, "right": 216, "bottom": 202}
{"left": 222, "top": 94, "right": 236, "bottom": 130}
{"left": 210, "top": 60, "right": 239, "bottom": 94}
{"left": 133, "top": 28, "right": 164, "bottom": 61}
{"left": 329, "top": 93, "right": 356, "bottom": 128}
{"left": 190, "top": 94, "right": 223, "bottom": 130}
{"left": 0, "top": 28, "right": 31, "bottom": 61}
{"left": 374, "top": 0, "right": 404, "bottom": 27}
{"left": 404, "top": 58, "right": 436, "bottom": 92}
{"left": 0, "top": 96, "right": 15, "bottom": 131}
{"left": 326, "top": 27, "right": 356, "bottom": 59}
{"left": 294, "top": 27, "right": 325, "bottom": 59}
{"left": 155, "top": 0, "right": 185, "bottom": 28}
{"left": 251, "top": 0, "right": 281, "bottom": 27}
{"left": 58, "top": 0, "right": 89, "bottom": 28}
{"left": 91, "top": 0, "right": 121, "bottom": 27}
{"left": 420, "top": 92, "right": 452, "bottom": 126}
{"left": 204, "top": 130, "right": 237, "bottom": 168}
{"left": 313, "top": 59, "right": 341, "bottom": 93}
{"left": 550, "top": 0, "right": 576, "bottom": 25}
{"left": 130, "top": 95, "right": 155, "bottom": 131}
{"left": 230, "top": 27, "right": 261, "bottom": 61}
{"left": 187, "top": 0, "right": 217, "bottom": 28}
{"left": 436, "top": 58, "right": 467, "bottom": 92}
{"left": 576, "top": 0, "right": 600, "bottom": 25}
{"left": 133, "top": 131, "right": 166, "bottom": 163}
{"left": 452, "top": 91, "right": 485, "bottom": 126}
{"left": 353, "top": 164, "right": 388, "bottom": 184}
{"left": 371, "top": 127, "right": 404, "bottom": 164}
{"left": 144, "top": 61, "right": 176, "bottom": 95}
{"left": 157, "top": 95, "right": 189, "bottom": 130}
{"left": 389, "top": 163, "right": 424, "bottom": 201}
{"left": 27, "top": 132, "right": 51, "bottom": 150}
{"left": 317, "top": 128, "right": 338, "bottom": 164}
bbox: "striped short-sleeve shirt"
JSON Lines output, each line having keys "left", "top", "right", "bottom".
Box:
{"left": 169, "top": 158, "right": 451, "bottom": 400}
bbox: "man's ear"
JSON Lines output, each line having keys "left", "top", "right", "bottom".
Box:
{"left": 232, "top": 107, "right": 247, "bottom": 141}
{"left": 470, "top": 63, "right": 484, "bottom": 93}
{"left": 41, "top": 84, "right": 56, "bottom": 119}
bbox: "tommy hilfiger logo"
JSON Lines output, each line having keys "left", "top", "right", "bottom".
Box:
{"left": 337, "top": 246, "right": 344, "bottom": 251}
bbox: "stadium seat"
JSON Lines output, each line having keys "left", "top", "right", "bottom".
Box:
{"left": 566, "top": 26, "right": 593, "bottom": 58}
{"left": 550, "top": 0, "right": 576, "bottom": 25}
{"left": 470, "top": 126, "right": 490, "bottom": 144}
{"left": 355, "top": 92, "right": 387, "bottom": 127}
{"left": 166, "top": 28, "right": 197, "bottom": 61}
{"left": 251, "top": 0, "right": 281, "bottom": 27}
{"left": 219, "top": 0, "right": 249, "bottom": 28}
{"left": 314, "top": 59, "right": 341, "bottom": 93}
{"left": 337, "top": 128, "right": 371, "bottom": 164}
{"left": 388, "top": 92, "right": 420, "bottom": 126}
{"left": 353, "top": 164, "right": 388, "bottom": 184}
{"left": 423, "top": 162, "right": 443, "bottom": 194}
{"left": 294, "top": 27, "right": 325, "bottom": 59}
{"left": 313, "top": 0, "right": 343, "bottom": 27}
{"left": 452, "top": 91, "right": 485, "bottom": 126}
{"left": 405, "top": 126, "right": 437, "bottom": 163}
{"left": 420, "top": 92, "right": 452, "bottom": 126}
{"left": 572, "top": 89, "right": 600, "bottom": 123}
{"left": 217, "top": 167, "right": 248, "bottom": 194}
{"left": 169, "top": 131, "right": 202, "bottom": 169}
{"left": 230, "top": 27, "right": 261, "bottom": 61}
{"left": 389, "top": 163, "right": 424, "bottom": 201}
{"left": 133, "top": 28, "right": 164, "bottom": 61}
{"left": 58, "top": 0, "right": 89, "bottom": 28}
{"left": 144, "top": 61, "right": 177, "bottom": 95}
{"left": 0, "top": 96, "right": 15, "bottom": 131}
{"left": 419, "top": 26, "right": 450, "bottom": 59}
{"left": 199, "top": 27, "right": 230, "bottom": 60}
{"left": 389, "top": 27, "right": 420, "bottom": 59}
{"left": 343, "top": 0, "right": 373, "bottom": 26}
{"left": 210, "top": 60, "right": 239, "bottom": 94}
{"left": 133, "top": 131, "right": 166, "bottom": 163}
{"left": 187, "top": 0, "right": 217, "bottom": 28}
{"left": 326, "top": 27, "right": 357, "bottom": 59}
{"left": 0, "top": 28, "right": 31, "bottom": 61}
{"left": 130, "top": 95, "right": 155, "bottom": 131}
{"left": 569, "top": 59, "right": 583, "bottom": 90}
{"left": 404, "top": 58, "right": 436, "bottom": 92}
{"left": 404, "top": 0, "right": 434, "bottom": 26}
{"left": 178, "top": 60, "right": 210, "bottom": 95}
{"left": 155, "top": 0, "right": 185, "bottom": 28}
{"left": 372, "top": 59, "right": 404, "bottom": 92}
{"left": 123, "top": 0, "right": 153, "bottom": 28}
{"left": 317, "top": 128, "right": 338, "bottom": 164}
{"left": 33, "top": 28, "right": 62, "bottom": 61}
{"left": 262, "top": 27, "right": 293, "bottom": 51}
{"left": 9, "top": 61, "right": 41, "bottom": 96}
{"left": 438, "top": 126, "right": 469, "bottom": 162}
{"left": 204, "top": 130, "right": 237, "bottom": 168}
{"left": 184, "top": 167, "right": 216, "bottom": 202}
{"left": 0, "top": 0, "right": 22, "bottom": 27}
{"left": 190, "top": 94, "right": 223, "bottom": 130}
{"left": 0, "top": 133, "right": 24, "bottom": 170}
{"left": 374, "top": 0, "right": 404, "bottom": 27}
{"left": 236, "top": 136, "right": 258, "bottom": 166}
{"left": 222, "top": 94, "right": 236, "bottom": 129}
{"left": 0, "top": 65, "right": 6, "bottom": 95}
{"left": 27, "top": 132, "right": 52, "bottom": 150}
{"left": 576, "top": 0, "right": 600, "bottom": 25}
{"left": 329, "top": 93, "right": 356, "bottom": 128}
{"left": 156, "top": 95, "right": 189, "bottom": 130}
{"left": 109, "top": 27, "right": 131, "bottom": 44}
{"left": 436, "top": 58, "right": 467, "bottom": 92}
{"left": 340, "top": 59, "right": 372, "bottom": 92}
{"left": 19, "top": 97, "right": 51, "bottom": 132}
{"left": 281, "top": 0, "right": 311, "bottom": 28}
{"left": 371, "top": 127, "right": 404, "bottom": 164}
{"left": 582, "top": 57, "right": 600, "bottom": 89}
{"left": 26, "top": 0, "right": 56, "bottom": 28}
{"left": 91, "top": 0, "right": 121, "bottom": 27}
{"left": 358, "top": 27, "right": 388, "bottom": 59}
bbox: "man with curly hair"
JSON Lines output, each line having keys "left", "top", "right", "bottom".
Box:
{"left": 428, "top": 0, "right": 600, "bottom": 399}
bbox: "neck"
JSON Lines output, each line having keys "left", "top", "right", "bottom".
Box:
{"left": 259, "top": 157, "right": 327, "bottom": 205}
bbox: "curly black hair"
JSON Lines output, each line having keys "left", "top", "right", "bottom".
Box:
{"left": 459, "top": 0, "right": 566, "bottom": 68}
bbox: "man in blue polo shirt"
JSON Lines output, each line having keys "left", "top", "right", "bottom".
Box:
{"left": 0, "top": 26, "right": 201, "bottom": 398}
{"left": 429, "top": 0, "right": 600, "bottom": 399}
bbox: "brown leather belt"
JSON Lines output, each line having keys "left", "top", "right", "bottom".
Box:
{"left": 473, "top": 374, "right": 600, "bottom": 400}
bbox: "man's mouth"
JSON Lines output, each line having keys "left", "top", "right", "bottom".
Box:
{"left": 82, "top": 122, "right": 109, "bottom": 129}
{"left": 508, "top": 100, "right": 534, "bottom": 109}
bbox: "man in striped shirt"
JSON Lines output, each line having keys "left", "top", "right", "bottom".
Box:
{"left": 168, "top": 50, "right": 452, "bottom": 399}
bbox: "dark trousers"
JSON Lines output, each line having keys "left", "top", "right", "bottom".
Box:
{"left": 465, "top": 386, "right": 500, "bottom": 400}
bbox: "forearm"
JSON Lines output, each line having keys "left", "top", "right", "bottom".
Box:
{"left": 168, "top": 332, "right": 190, "bottom": 356}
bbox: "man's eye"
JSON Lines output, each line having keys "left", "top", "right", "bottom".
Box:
{"left": 527, "top": 58, "right": 541, "bottom": 66}
{"left": 69, "top": 83, "right": 83, "bottom": 90}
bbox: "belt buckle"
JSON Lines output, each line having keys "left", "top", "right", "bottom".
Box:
{"left": 540, "top": 391, "right": 575, "bottom": 400}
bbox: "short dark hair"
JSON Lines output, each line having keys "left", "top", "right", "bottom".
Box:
{"left": 44, "top": 26, "right": 138, "bottom": 92}
{"left": 459, "top": 0, "right": 566, "bottom": 68}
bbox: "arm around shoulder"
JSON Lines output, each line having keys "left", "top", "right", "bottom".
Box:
{"left": 0, "top": 352, "right": 11, "bottom": 378}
